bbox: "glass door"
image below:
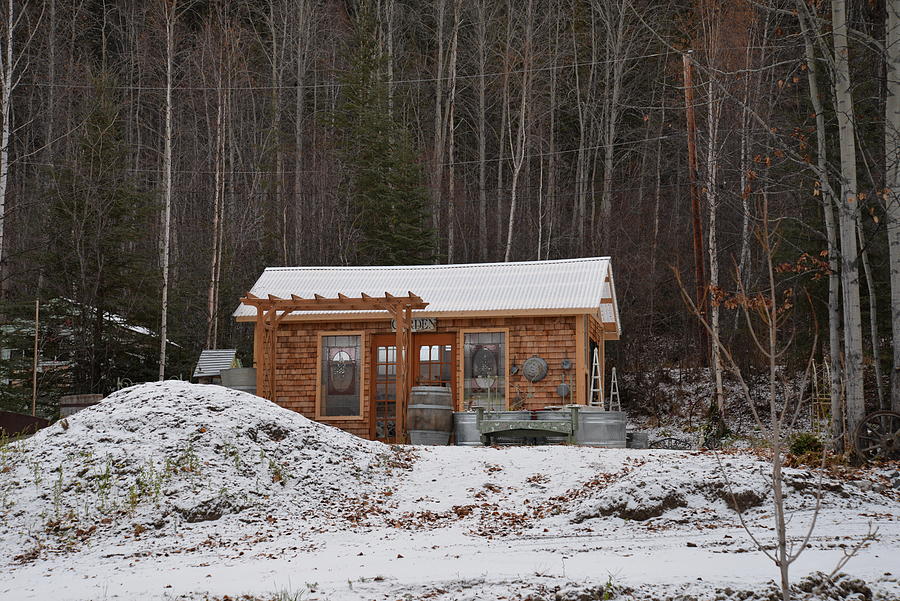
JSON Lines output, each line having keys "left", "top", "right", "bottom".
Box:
{"left": 371, "top": 335, "right": 398, "bottom": 442}
{"left": 414, "top": 334, "right": 455, "bottom": 392}
{"left": 371, "top": 333, "right": 456, "bottom": 443}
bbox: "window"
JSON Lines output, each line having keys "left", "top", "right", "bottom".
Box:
{"left": 320, "top": 335, "right": 361, "bottom": 417}
{"left": 463, "top": 332, "right": 506, "bottom": 411}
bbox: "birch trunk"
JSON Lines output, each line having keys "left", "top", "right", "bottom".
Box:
{"left": 857, "top": 220, "right": 885, "bottom": 406}
{"left": 445, "top": 1, "right": 459, "bottom": 263}
{"left": 797, "top": 0, "right": 845, "bottom": 447}
{"left": 0, "top": 0, "right": 17, "bottom": 299}
{"left": 159, "top": 1, "right": 175, "bottom": 380}
{"left": 293, "top": 0, "right": 311, "bottom": 264}
{"left": 503, "top": 0, "right": 532, "bottom": 262}
{"left": 545, "top": 7, "right": 560, "bottom": 260}
{"left": 831, "top": 0, "right": 866, "bottom": 435}
{"left": 598, "top": 1, "right": 627, "bottom": 243}
{"left": 475, "top": 0, "right": 488, "bottom": 260}
{"left": 885, "top": 0, "right": 900, "bottom": 412}
{"left": 431, "top": 0, "right": 446, "bottom": 245}
{"left": 504, "top": 73, "right": 528, "bottom": 262}
{"left": 706, "top": 80, "right": 724, "bottom": 415}
{"left": 206, "top": 57, "right": 227, "bottom": 350}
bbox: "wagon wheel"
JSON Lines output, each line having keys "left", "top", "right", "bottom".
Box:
{"left": 649, "top": 437, "right": 692, "bottom": 450}
{"left": 853, "top": 410, "right": 900, "bottom": 462}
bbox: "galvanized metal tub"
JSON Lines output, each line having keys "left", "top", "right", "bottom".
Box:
{"left": 220, "top": 368, "right": 257, "bottom": 395}
{"left": 576, "top": 409, "right": 627, "bottom": 447}
{"left": 534, "top": 409, "right": 573, "bottom": 444}
{"left": 408, "top": 386, "right": 453, "bottom": 445}
{"left": 453, "top": 412, "right": 483, "bottom": 446}
{"left": 627, "top": 431, "right": 649, "bottom": 449}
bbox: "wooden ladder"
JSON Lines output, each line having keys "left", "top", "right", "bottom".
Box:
{"left": 608, "top": 367, "right": 621, "bottom": 412}
{"left": 589, "top": 347, "right": 604, "bottom": 408}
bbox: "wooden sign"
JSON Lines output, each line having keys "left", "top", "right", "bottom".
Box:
{"left": 390, "top": 318, "right": 437, "bottom": 332}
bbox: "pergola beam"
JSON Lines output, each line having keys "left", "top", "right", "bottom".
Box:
{"left": 241, "top": 292, "right": 428, "bottom": 444}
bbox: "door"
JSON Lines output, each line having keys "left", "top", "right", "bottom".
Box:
{"left": 371, "top": 333, "right": 456, "bottom": 443}
{"left": 414, "top": 334, "right": 455, "bottom": 390}
{"left": 371, "top": 335, "right": 398, "bottom": 442}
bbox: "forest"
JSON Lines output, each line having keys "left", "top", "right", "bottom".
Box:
{"left": 0, "top": 0, "right": 898, "bottom": 448}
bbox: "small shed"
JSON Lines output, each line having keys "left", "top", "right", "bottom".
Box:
{"left": 233, "top": 257, "right": 620, "bottom": 443}
{"left": 193, "top": 349, "right": 240, "bottom": 384}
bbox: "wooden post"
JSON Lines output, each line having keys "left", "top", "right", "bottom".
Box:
{"left": 404, "top": 304, "right": 413, "bottom": 437}
{"left": 267, "top": 309, "right": 279, "bottom": 402}
{"left": 575, "top": 315, "right": 587, "bottom": 404}
{"left": 31, "top": 299, "right": 39, "bottom": 417}
{"left": 683, "top": 51, "right": 709, "bottom": 364}
{"left": 392, "top": 304, "right": 407, "bottom": 442}
{"left": 254, "top": 307, "right": 264, "bottom": 395}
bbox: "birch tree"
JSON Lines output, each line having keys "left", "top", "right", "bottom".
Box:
{"left": 886, "top": 0, "right": 900, "bottom": 412}
{"left": 158, "top": 0, "right": 177, "bottom": 380}
{"left": 0, "top": 0, "right": 41, "bottom": 299}
{"left": 831, "top": 0, "right": 866, "bottom": 436}
{"left": 796, "top": 0, "right": 845, "bottom": 448}
{"left": 503, "top": 0, "right": 533, "bottom": 262}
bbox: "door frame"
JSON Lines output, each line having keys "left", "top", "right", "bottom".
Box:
{"left": 412, "top": 333, "right": 457, "bottom": 391}
{"left": 370, "top": 334, "right": 399, "bottom": 442}
{"left": 369, "top": 332, "right": 457, "bottom": 442}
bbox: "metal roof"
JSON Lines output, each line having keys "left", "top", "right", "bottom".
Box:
{"left": 233, "top": 257, "right": 619, "bottom": 331}
{"left": 193, "top": 349, "right": 239, "bottom": 378}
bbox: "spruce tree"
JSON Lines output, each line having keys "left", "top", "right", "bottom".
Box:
{"left": 43, "top": 75, "right": 157, "bottom": 394}
{"left": 332, "top": 4, "right": 434, "bottom": 265}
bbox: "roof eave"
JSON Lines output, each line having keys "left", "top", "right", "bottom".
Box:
{"left": 234, "top": 306, "right": 607, "bottom": 323}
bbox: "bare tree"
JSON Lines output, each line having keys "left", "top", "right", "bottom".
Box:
{"left": 831, "top": 0, "right": 866, "bottom": 436}
{"left": 503, "top": 0, "right": 533, "bottom": 262}
{"left": 677, "top": 197, "right": 876, "bottom": 601}
{"left": 158, "top": 0, "right": 177, "bottom": 380}
{"left": 886, "top": 0, "right": 900, "bottom": 413}
{"left": 0, "top": 0, "right": 41, "bottom": 299}
{"left": 795, "top": 0, "right": 845, "bottom": 450}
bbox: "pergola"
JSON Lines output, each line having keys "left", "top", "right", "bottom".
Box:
{"left": 239, "top": 291, "right": 429, "bottom": 439}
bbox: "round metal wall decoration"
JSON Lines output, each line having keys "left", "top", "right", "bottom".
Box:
{"left": 522, "top": 356, "right": 548, "bottom": 382}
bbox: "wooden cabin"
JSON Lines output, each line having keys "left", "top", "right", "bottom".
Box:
{"left": 233, "top": 257, "right": 620, "bottom": 443}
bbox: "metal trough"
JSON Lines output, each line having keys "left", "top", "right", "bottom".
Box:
{"left": 220, "top": 368, "right": 257, "bottom": 395}
{"left": 576, "top": 408, "right": 627, "bottom": 447}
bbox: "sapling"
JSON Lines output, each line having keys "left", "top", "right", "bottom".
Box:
{"left": 52, "top": 463, "right": 64, "bottom": 519}
{"left": 676, "top": 200, "right": 877, "bottom": 601}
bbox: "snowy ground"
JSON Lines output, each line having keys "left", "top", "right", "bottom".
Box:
{"left": 1, "top": 382, "right": 898, "bottom": 601}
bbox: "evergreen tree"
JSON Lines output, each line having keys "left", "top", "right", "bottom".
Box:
{"left": 43, "top": 74, "right": 157, "bottom": 394}
{"left": 332, "top": 4, "right": 434, "bottom": 265}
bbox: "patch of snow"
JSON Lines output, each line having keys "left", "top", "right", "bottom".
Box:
{"left": 1, "top": 382, "right": 897, "bottom": 601}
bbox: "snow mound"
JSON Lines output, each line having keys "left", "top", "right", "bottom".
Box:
{"left": 0, "top": 381, "right": 391, "bottom": 559}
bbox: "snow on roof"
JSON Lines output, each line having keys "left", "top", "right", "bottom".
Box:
{"left": 193, "top": 349, "right": 239, "bottom": 378}
{"left": 233, "top": 257, "right": 619, "bottom": 329}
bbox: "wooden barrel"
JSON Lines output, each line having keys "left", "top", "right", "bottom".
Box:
{"left": 407, "top": 386, "right": 453, "bottom": 445}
